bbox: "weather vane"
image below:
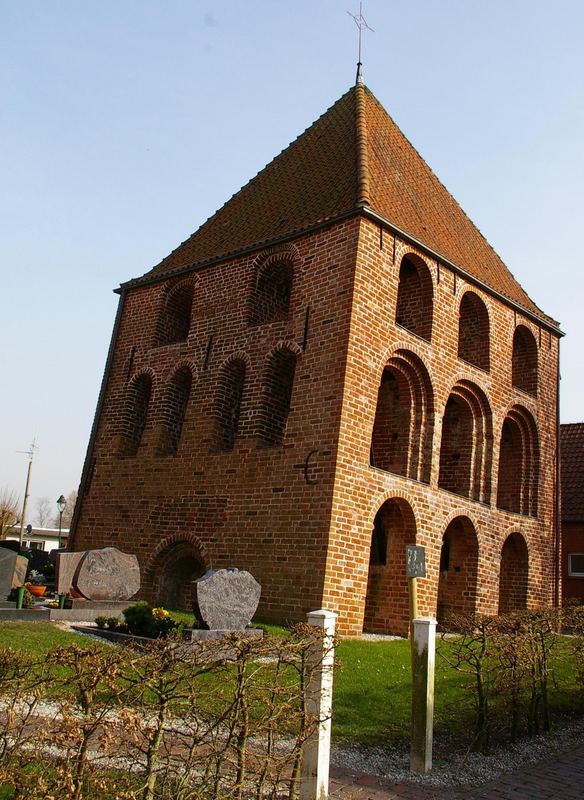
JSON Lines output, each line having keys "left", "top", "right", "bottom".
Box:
{"left": 347, "top": 2, "right": 374, "bottom": 64}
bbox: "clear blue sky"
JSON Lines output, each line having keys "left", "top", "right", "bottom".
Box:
{"left": 1, "top": 0, "right": 583, "bottom": 519}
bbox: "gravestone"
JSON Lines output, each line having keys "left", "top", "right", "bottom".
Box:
{"left": 56, "top": 551, "right": 86, "bottom": 595}
{"left": 0, "top": 549, "right": 28, "bottom": 599}
{"left": 193, "top": 568, "right": 261, "bottom": 630}
{"left": 57, "top": 547, "right": 140, "bottom": 601}
{"left": 74, "top": 547, "right": 140, "bottom": 601}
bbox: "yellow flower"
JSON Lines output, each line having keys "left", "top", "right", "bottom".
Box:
{"left": 152, "top": 607, "right": 169, "bottom": 619}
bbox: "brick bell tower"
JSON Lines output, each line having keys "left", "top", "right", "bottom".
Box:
{"left": 71, "top": 71, "right": 561, "bottom": 636}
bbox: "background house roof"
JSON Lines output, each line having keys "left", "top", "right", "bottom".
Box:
{"left": 137, "top": 83, "right": 556, "bottom": 327}
{"left": 561, "top": 423, "right": 584, "bottom": 521}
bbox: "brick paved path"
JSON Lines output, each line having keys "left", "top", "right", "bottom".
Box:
{"left": 329, "top": 741, "right": 584, "bottom": 799}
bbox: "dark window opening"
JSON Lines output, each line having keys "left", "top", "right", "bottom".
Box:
{"left": 395, "top": 255, "right": 433, "bottom": 342}
{"left": 458, "top": 292, "right": 490, "bottom": 371}
{"left": 118, "top": 374, "right": 152, "bottom": 457}
{"left": 155, "top": 283, "right": 194, "bottom": 346}
{"left": 369, "top": 515, "right": 387, "bottom": 566}
{"left": 512, "top": 326, "right": 538, "bottom": 396}
{"left": 257, "top": 349, "right": 297, "bottom": 446}
{"left": 213, "top": 360, "right": 246, "bottom": 451}
{"left": 157, "top": 367, "right": 192, "bottom": 456}
{"left": 249, "top": 260, "right": 293, "bottom": 326}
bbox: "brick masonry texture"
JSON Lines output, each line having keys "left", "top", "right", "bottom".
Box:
{"left": 561, "top": 422, "right": 584, "bottom": 603}
{"left": 72, "top": 83, "right": 560, "bottom": 635}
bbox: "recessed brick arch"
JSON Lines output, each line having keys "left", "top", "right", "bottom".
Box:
{"left": 395, "top": 253, "right": 434, "bottom": 342}
{"left": 143, "top": 533, "right": 208, "bottom": 611}
{"left": 156, "top": 365, "right": 194, "bottom": 456}
{"left": 256, "top": 343, "right": 300, "bottom": 446}
{"left": 458, "top": 291, "right": 490, "bottom": 371}
{"left": 370, "top": 349, "right": 434, "bottom": 483}
{"left": 438, "top": 380, "right": 493, "bottom": 503}
{"left": 437, "top": 516, "right": 479, "bottom": 623}
{"left": 117, "top": 369, "right": 155, "bottom": 458}
{"left": 155, "top": 277, "right": 196, "bottom": 346}
{"left": 212, "top": 355, "right": 248, "bottom": 451}
{"left": 248, "top": 246, "right": 300, "bottom": 327}
{"left": 498, "top": 531, "right": 529, "bottom": 613}
{"left": 363, "top": 496, "right": 418, "bottom": 637}
{"left": 496, "top": 405, "right": 539, "bottom": 516}
{"left": 512, "top": 325, "right": 538, "bottom": 396}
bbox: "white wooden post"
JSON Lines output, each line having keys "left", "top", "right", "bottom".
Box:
{"left": 299, "top": 609, "right": 337, "bottom": 800}
{"left": 410, "top": 616, "right": 436, "bottom": 773}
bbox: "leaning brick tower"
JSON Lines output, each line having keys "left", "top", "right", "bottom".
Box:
{"left": 71, "top": 72, "right": 561, "bottom": 635}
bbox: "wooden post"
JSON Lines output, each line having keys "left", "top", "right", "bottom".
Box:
{"left": 410, "top": 617, "right": 437, "bottom": 773}
{"left": 408, "top": 576, "right": 418, "bottom": 638}
{"left": 299, "top": 609, "right": 337, "bottom": 800}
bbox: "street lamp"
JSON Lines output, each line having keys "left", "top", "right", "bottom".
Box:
{"left": 56, "top": 495, "right": 66, "bottom": 549}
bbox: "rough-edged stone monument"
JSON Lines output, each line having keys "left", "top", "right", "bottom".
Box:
{"left": 193, "top": 568, "right": 261, "bottom": 631}
{"left": 57, "top": 547, "right": 140, "bottom": 601}
{"left": 50, "top": 547, "right": 140, "bottom": 623}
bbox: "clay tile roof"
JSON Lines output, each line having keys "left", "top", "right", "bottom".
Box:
{"left": 561, "top": 423, "right": 584, "bottom": 521}
{"left": 137, "top": 84, "right": 557, "bottom": 327}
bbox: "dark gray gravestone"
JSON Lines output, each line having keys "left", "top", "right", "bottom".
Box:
{"left": 73, "top": 548, "right": 140, "bottom": 601}
{"left": 0, "top": 549, "right": 28, "bottom": 599}
{"left": 193, "top": 569, "right": 261, "bottom": 630}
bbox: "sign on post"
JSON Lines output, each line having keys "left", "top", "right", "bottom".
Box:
{"left": 406, "top": 545, "right": 426, "bottom": 578}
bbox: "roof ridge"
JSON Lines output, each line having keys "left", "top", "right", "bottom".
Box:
{"left": 355, "top": 83, "right": 370, "bottom": 206}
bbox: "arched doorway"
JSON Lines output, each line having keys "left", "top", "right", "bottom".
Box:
{"left": 363, "top": 498, "right": 417, "bottom": 637}
{"left": 437, "top": 517, "right": 479, "bottom": 623}
{"left": 148, "top": 540, "right": 206, "bottom": 611}
{"left": 498, "top": 532, "right": 528, "bottom": 614}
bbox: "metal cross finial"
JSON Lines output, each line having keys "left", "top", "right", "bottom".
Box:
{"left": 347, "top": 2, "right": 374, "bottom": 65}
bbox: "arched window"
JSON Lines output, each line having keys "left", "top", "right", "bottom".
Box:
{"left": 395, "top": 255, "right": 433, "bottom": 342}
{"left": 257, "top": 348, "right": 297, "bottom": 446}
{"left": 437, "top": 517, "right": 479, "bottom": 622}
{"left": 370, "top": 350, "right": 434, "bottom": 483}
{"left": 248, "top": 259, "right": 293, "bottom": 326}
{"left": 458, "top": 292, "right": 490, "bottom": 371}
{"left": 512, "top": 325, "right": 538, "bottom": 396}
{"left": 438, "top": 381, "right": 493, "bottom": 502}
{"left": 213, "top": 359, "right": 247, "bottom": 451}
{"left": 496, "top": 406, "right": 539, "bottom": 516}
{"left": 156, "top": 367, "right": 193, "bottom": 456}
{"left": 364, "top": 498, "right": 417, "bottom": 637}
{"left": 498, "top": 532, "right": 528, "bottom": 613}
{"left": 155, "top": 281, "right": 194, "bottom": 346}
{"left": 118, "top": 373, "right": 152, "bottom": 457}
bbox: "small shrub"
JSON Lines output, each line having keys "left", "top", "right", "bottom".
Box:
{"left": 106, "top": 617, "right": 119, "bottom": 631}
{"left": 94, "top": 616, "right": 107, "bottom": 630}
{"left": 123, "top": 602, "right": 182, "bottom": 639}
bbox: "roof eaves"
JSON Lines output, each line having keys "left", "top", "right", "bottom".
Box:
{"left": 115, "top": 207, "right": 363, "bottom": 294}
{"left": 361, "top": 206, "right": 563, "bottom": 334}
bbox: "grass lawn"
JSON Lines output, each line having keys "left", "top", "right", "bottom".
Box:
{"left": 0, "top": 620, "right": 581, "bottom": 748}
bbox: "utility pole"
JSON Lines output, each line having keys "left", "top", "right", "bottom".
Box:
{"left": 17, "top": 438, "right": 37, "bottom": 548}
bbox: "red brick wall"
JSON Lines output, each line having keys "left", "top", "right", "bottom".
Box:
{"left": 73, "top": 222, "right": 361, "bottom": 623}
{"left": 562, "top": 522, "right": 584, "bottom": 603}
{"left": 322, "top": 217, "right": 559, "bottom": 635}
{"left": 73, "top": 214, "right": 559, "bottom": 636}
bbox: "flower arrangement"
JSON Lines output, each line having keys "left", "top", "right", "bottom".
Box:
{"left": 27, "top": 569, "right": 46, "bottom": 586}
